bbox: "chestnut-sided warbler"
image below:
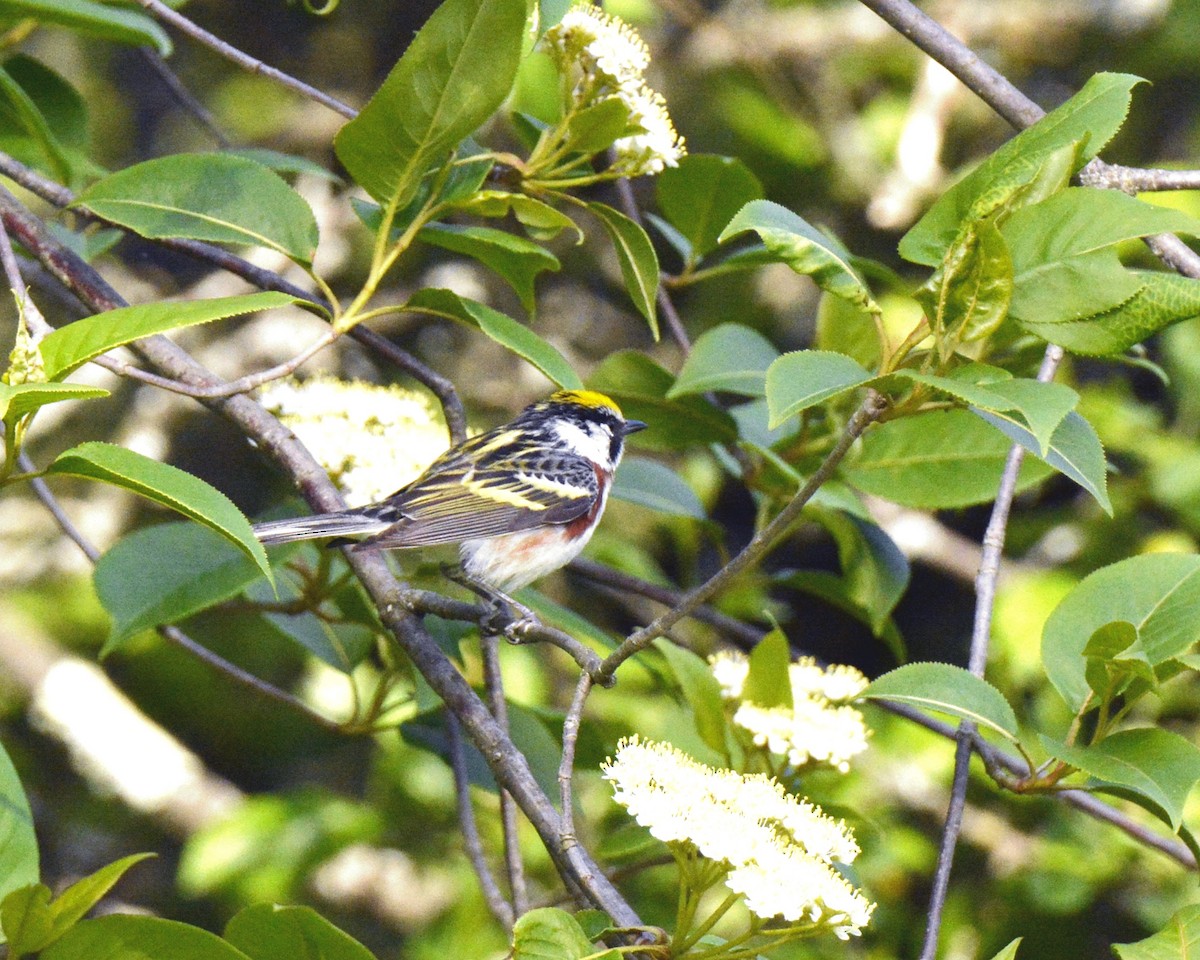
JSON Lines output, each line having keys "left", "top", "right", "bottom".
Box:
{"left": 253, "top": 390, "right": 646, "bottom": 590}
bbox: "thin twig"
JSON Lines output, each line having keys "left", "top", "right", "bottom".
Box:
{"left": 854, "top": 0, "right": 1042, "bottom": 129}
{"left": 138, "top": 48, "right": 231, "bottom": 147}
{"left": 129, "top": 330, "right": 339, "bottom": 400}
{"left": 134, "top": 0, "right": 356, "bottom": 119}
{"left": 446, "top": 712, "right": 515, "bottom": 927}
{"left": 481, "top": 634, "right": 529, "bottom": 917}
{"left": 1080, "top": 159, "right": 1200, "bottom": 194}
{"left": 558, "top": 672, "right": 593, "bottom": 835}
{"left": 18, "top": 452, "right": 100, "bottom": 562}
{"left": 600, "top": 391, "right": 887, "bottom": 680}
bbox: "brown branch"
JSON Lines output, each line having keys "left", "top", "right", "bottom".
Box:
{"left": 481, "top": 633, "right": 529, "bottom": 917}
{"left": 138, "top": 48, "right": 231, "bottom": 147}
{"left": 134, "top": 0, "right": 356, "bottom": 119}
{"left": 447, "top": 713, "right": 515, "bottom": 927}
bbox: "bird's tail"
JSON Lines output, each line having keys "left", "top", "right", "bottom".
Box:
{"left": 253, "top": 512, "right": 390, "bottom": 545}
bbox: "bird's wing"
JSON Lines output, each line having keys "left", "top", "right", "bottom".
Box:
{"left": 354, "top": 442, "right": 600, "bottom": 548}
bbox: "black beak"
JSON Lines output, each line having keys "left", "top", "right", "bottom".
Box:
{"left": 623, "top": 419, "right": 648, "bottom": 435}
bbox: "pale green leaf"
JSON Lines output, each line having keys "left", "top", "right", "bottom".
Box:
{"left": 333, "top": 0, "right": 526, "bottom": 206}
{"left": 48, "top": 443, "right": 272, "bottom": 586}
{"left": 74, "top": 155, "right": 319, "bottom": 264}
{"left": 861, "top": 661, "right": 1020, "bottom": 740}
{"left": 37, "top": 292, "right": 296, "bottom": 381}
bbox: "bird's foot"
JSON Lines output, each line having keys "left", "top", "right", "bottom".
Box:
{"left": 442, "top": 565, "right": 537, "bottom": 642}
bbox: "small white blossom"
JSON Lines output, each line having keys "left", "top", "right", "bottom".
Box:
{"left": 708, "top": 651, "right": 871, "bottom": 773}
{"left": 610, "top": 87, "right": 685, "bottom": 176}
{"left": 602, "top": 737, "right": 872, "bottom": 933}
{"left": 726, "top": 843, "right": 874, "bottom": 938}
{"left": 789, "top": 657, "right": 869, "bottom": 703}
{"left": 543, "top": 3, "right": 685, "bottom": 177}
{"left": 734, "top": 699, "right": 870, "bottom": 774}
{"left": 546, "top": 5, "right": 649, "bottom": 91}
{"left": 259, "top": 376, "right": 448, "bottom": 506}
{"left": 709, "top": 650, "right": 750, "bottom": 699}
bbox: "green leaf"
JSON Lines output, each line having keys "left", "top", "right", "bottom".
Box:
{"left": 586, "top": 202, "right": 660, "bottom": 337}
{"left": 0, "top": 55, "right": 96, "bottom": 186}
{"left": 764, "top": 350, "right": 873, "bottom": 427}
{"left": 452, "top": 190, "right": 580, "bottom": 242}
{"left": 0, "top": 382, "right": 108, "bottom": 423}
{"left": 333, "top": 0, "right": 526, "bottom": 206}
{"left": 816, "top": 291, "right": 882, "bottom": 370}
{"left": 888, "top": 370, "right": 1078, "bottom": 456}
{"left": 0, "top": 0, "right": 170, "bottom": 54}
{"left": 93, "top": 523, "right": 276, "bottom": 655}
{"left": 587, "top": 351, "right": 738, "bottom": 450}
{"left": 405, "top": 288, "right": 581, "bottom": 389}
{"left": 613, "top": 457, "right": 705, "bottom": 519}
{"left": 916, "top": 218, "right": 1012, "bottom": 349}
{"left": 223, "top": 147, "right": 343, "bottom": 183}
{"left": 720, "top": 200, "right": 879, "bottom": 315}
{"left": 42, "top": 915, "right": 253, "bottom": 960}
{"left": 0, "top": 58, "right": 71, "bottom": 185}
{"left": 987, "top": 939, "right": 1024, "bottom": 960}
{"left": 653, "top": 639, "right": 728, "bottom": 754}
{"left": 418, "top": 223, "right": 559, "bottom": 312}
{"left": 1041, "top": 554, "right": 1200, "bottom": 711}
{"left": 1009, "top": 248, "right": 1144, "bottom": 329}
{"left": 1002, "top": 189, "right": 1200, "bottom": 335}
{"left": 38, "top": 292, "right": 296, "bottom": 381}
{"left": 0, "top": 740, "right": 38, "bottom": 948}
{"left": 563, "top": 96, "right": 630, "bottom": 154}
{"left": 5, "top": 855, "right": 152, "bottom": 955}
{"left": 744, "top": 627, "right": 793, "bottom": 709}
{"left": 844, "top": 409, "right": 1054, "bottom": 509}
{"left": 1039, "top": 728, "right": 1200, "bottom": 830}
{"left": 656, "top": 154, "right": 763, "bottom": 261}
{"left": 667, "top": 323, "right": 779, "bottom": 399}
{"left": 74, "top": 154, "right": 319, "bottom": 265}
{"left": 900, "top": 73, "right": 1145, "bottom": 265}
{"left": 973, "top": 410, "right": 1110, "bottom": 513}
{"left": 2, "top": 885, "right": 53, "bottom": 955}
{"left": 48, "top": 443, "right": 272, "bottom": 587}
{"left": 1004, "top": 187, "right": 1200, "bottom": 270}
{"left": 1114, "top": 904, "right": 1200, "bottom": 960}
{"left": 224, "top": 904, "right": 376, "bottom": 960}
{"left": 861, "top": 661, "right": 1020, "bottom": 740}
{"left": 511, "top": 908, "right": 597, "bottom": 960}
{"left": 811, "top": 509, "right": 910, "bottom": 633}
{"left": 1017, "top": 271, "right": 1200, "bottom": 355}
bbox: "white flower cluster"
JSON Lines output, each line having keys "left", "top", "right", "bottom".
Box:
{"left": 259, "top": 376, "right": 449, "bottom": 506}
{"left": 710, "top": 651, "right": 870, "bottom": 773}
{"left": 603, "top": 736, "right": 874, "bottom": 937}
{"left": 544, "top": 4, "right": 685, "bottom": 176}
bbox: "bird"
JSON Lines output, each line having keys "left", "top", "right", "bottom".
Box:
{"left": 253, "top": 389, "right": 646, "bottom": 596}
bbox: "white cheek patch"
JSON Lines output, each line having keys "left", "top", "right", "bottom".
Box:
{"left": 553, "top": 419, "right": 613, "bottom": 466}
